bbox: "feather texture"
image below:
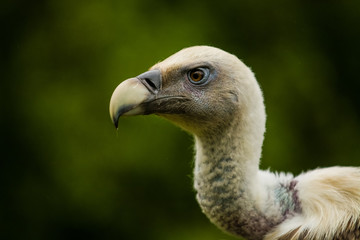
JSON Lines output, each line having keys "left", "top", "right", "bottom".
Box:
{"left": 267, "top": 167, "right": 360, "bottom": 239}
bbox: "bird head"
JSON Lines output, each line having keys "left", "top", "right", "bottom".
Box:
{"left": 109, "top": 46, "right": 264, "bottom": 136}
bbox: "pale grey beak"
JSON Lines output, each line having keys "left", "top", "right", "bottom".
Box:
{"left": 109, "top": 70, "right": 162, "bottom": 128}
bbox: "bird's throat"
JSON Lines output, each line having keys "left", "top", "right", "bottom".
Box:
{"left": 193, "top": 120, "right": 283, "bottom": 239}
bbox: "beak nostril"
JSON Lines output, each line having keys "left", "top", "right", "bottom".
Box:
{"left": 144, "top": 78, "right": 157, "bottom": 91}
{"left": 137, "top": 69, "right": 162, "bottom": 94}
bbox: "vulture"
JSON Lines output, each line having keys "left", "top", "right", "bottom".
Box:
{"left": 109, "top": 46, "right": 360, "bottom": 240}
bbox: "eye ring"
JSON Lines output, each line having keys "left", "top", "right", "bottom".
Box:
{"left": 187, "top": 67, "right": 210, "bottom": 85}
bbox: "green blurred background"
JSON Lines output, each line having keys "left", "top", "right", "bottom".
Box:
{"left": 1, "top": 0, "right": 360, "bottom": 239}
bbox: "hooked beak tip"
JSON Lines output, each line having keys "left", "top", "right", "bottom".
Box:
{"left": 109, "top": 70, "right": 162, "bottom": 129}
{"left": 113, "top": 117, "right": 119, "bottom": 129}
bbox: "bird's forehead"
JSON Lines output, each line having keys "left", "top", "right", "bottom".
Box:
{"left": 151, "top": 46, "right": 229, "bottom": 71}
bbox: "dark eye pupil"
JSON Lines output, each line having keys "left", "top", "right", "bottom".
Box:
{"left": 191, "top": 70, "right": 204, "bottom": 81}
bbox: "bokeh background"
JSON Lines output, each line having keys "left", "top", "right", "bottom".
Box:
{"left": 2, "top": 0, "right": 360, "bottom": 239}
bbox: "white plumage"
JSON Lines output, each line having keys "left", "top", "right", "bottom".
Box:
{"left": 109, "top": 46, "right": 360, "bottom": 240}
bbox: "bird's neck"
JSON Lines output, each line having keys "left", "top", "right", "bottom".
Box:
{"left": 193, "top": 110, "right": 298, "bottom": 239}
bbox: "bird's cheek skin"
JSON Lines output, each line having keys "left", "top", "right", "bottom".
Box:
{"left": 109, "top": 77, "right": 152, "bottom": 125}
{"left": 183, "top": 81, "right": 206, "bottom": 99}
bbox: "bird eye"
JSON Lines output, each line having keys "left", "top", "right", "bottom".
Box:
{"left": 187, "top": 68, "right": 210, "bottom": 85}
{"left": 190, "top": 69, "right": 204, "bottom": 82}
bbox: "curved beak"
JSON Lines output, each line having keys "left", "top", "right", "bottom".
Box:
{"left": 109, "top": 69, "right": 162, "bottom": 128}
